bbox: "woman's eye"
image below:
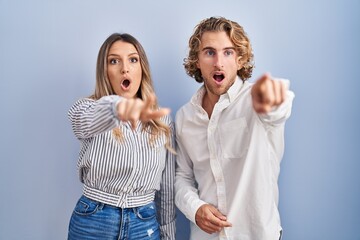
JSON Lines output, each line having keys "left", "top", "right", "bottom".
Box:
{"left": 109, "top": 59, "right": 119, "bottom": 64}
{"left": 130, "top": 57, "right": 138, "bottom": 63}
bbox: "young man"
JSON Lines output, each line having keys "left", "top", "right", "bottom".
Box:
{"left": 175, "top": 17, "right": 295, "bottom": 240}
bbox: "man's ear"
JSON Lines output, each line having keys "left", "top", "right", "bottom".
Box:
{"left": 237, "top": 56, "right": 244, "bottom": 70}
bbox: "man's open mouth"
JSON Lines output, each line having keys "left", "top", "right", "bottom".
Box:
{"left": 213, "top": 74, "right": 225, "bottom": 82}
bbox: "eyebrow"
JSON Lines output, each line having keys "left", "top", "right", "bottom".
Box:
{"left": 107, "top": 52, "right": 139, "bottom": 58}
{"left": 201, "top": 46, "right": 236, "bottom": 51}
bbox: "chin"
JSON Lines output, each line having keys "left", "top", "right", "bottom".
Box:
{"left": 124, "top": 92, "right": 137, "bottom": 99}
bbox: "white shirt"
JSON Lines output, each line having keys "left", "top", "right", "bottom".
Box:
{"left": 175, "top": 78, "right": 294, "bottom": 240}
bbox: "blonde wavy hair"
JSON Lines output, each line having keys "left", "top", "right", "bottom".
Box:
{"left": 90, "top": 33, "right": 172, "bottom": 150}
{"left": 184, "top": 16, "right": 254, "bottom": 83}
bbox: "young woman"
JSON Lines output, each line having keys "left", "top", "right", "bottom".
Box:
{"left": 67, "top": 33, "right": 175, "bottom": 240}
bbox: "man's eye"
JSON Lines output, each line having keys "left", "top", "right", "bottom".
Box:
{"left": 225, "top": 50, "right": 233, "bottom": 56}
{"left": 205, "top": 50, "right": 215, "bottom": 56}
{"left": 130, "top": 57, "right": 138, "bottom": 63}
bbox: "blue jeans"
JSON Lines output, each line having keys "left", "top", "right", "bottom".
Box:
{"left": 68, "top": 195, "right": 160, "bottom": 240}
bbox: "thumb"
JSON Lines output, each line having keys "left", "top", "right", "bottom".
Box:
{"left": 210, "top": 207, "right": 227, "bottom": 221}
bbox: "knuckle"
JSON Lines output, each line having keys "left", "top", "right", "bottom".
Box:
{"left": 129, "top": 113, "right": 138, "bottom": 121}
{"left": 136, "top": 99, "right": 144, "bottom": 107}
{"left": 127, "top": 98, "right": 134, "bottom": 105}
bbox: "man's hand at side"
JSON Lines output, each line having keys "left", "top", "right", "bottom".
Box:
{"left": 195, "top": 204, "right": 232, "bottom": 234}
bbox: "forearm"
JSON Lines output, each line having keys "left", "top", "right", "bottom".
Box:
{"left": 175, "top": 176, "right": 206, "bottom": 224}
{"left": 68, "top": 96, "right": 122, "bottom": 139}
{"left": 174, "top": 130, "right": 206, "bottom": 224}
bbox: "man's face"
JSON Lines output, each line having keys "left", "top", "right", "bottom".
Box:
{"left": 196, "top": 31, "right": 243, "bottom": 98}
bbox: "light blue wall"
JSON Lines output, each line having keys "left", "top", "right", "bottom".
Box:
{"left": 1, "top": 0, "right": 359, "bottom": 239}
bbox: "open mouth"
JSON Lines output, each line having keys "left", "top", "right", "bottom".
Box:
{"left": 213, "top": 74, "right": 225, "bottom": 82}
{"left": 121, "top": 79, "right": 130, "bottom": 89}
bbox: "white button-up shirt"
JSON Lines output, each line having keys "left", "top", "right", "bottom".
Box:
{"left": 175, "top": 78, "right": 294, "bottom": 240}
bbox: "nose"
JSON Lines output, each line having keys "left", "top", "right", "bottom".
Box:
{"left": 214, "top": 55, "right": 224, "bottom": 69}
{"left": 121, "top": 62, "right": 129, "bottom": 74}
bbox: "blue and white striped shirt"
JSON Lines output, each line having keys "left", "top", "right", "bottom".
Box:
{"left": 68, "top": 95, "right": 176, "bottom": 239}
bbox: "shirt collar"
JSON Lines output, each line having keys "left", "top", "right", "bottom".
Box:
{"left": 191, "top": 77, "right": 244, "bottom": 107}
{"left": 223, "top": 76, "right": 244, "bottom": 103}
{"left": 190, "top": 85, "right": 205, "bottom": 107}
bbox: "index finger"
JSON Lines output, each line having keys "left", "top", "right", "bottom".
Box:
{"left": 145, "top": 107, "right": 171, "bottom": 120}
{"left": 256, "top": 72, "right": 271, "bottom": 84}
{"left": 143, "top": 94, "right": 156, "bottom": 111}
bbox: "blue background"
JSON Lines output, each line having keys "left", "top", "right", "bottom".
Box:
{"left": 1, "top": 0, "right": 359, "bottom": 239}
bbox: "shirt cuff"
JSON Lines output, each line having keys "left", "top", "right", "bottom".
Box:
{"left": 159, "top": 219, "right": 176, "bottom": 240}
{"left": 111, "top": 96, "right": 123, "bottom": 120}
{"left": 188, "top": 199, "right": 207, "bottom": 224}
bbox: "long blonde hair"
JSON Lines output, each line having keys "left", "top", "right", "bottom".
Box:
{"left": 90, "top": 33, "right": 172, "bottom": 150}
{"left": 184, "top": 16, "right": 254, "bottom": 83}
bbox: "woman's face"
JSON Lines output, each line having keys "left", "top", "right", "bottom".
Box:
{"left": 107, "top": 40, "right": 142, "bottom": 99}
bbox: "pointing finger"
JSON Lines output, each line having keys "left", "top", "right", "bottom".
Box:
{"left": 143, "top": 94, "right": 156, "bottom": 112}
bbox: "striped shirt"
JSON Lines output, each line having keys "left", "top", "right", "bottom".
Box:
{"left": 68, "top": 95, "right": 176, "bottom": 239}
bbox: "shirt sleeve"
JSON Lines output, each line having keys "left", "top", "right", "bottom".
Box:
{"left": 68, "top": 95, "right": 122, "bottom": 139}
{"left": 155, "top": 117, "right": 176, "bottom": 240}
{"left": 174, "top": 111, "right": 207, "bottom": 224}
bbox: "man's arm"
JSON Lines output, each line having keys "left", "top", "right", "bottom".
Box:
{"left": 174, "top": 113, "right": 231, "bottom": 234}
{"left": 174, "top": 127, "right": 205, "bottom": 223}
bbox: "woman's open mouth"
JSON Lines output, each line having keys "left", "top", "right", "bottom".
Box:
{"left": 121, "top": 79, "right": 131, "bottom": 90}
